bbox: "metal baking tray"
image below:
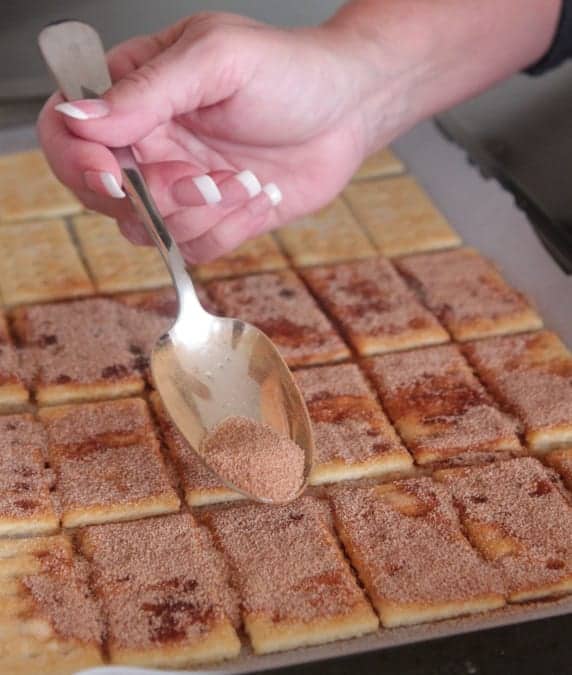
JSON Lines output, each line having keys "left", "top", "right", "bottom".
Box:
{"left": 2, "top": 119, "right": 571, "bottom": 675}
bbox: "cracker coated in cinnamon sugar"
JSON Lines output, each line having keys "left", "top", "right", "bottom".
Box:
{"left": 330, "top": 477, "right": 505, "bottom": 626}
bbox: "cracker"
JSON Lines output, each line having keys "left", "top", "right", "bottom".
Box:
{"left": 302, "top": 257, "right": 449, "bottom": 355}
{"left": 464, "top": 331, "right": 572, "bottom": 452}
{"left": 0, "top": 534, "right": 104, "bottom": 674}
{"left": 352, "top": 148, "right": 405, "bottom": 180}
{"left": 38, "top": 397, "right": 153, "bottom": 452}
{"left": 435, "top": 457, "right": 572, "bottom": 602}
{"left": 77, "top": 513, "right": 241, "bottom": 667}
{"left": 275, "top": 198, "right": 376, "bottom": 266}
{"left": 0, "top": 414, "right": 58, "bottom": 537}
{"left": 201, "top": 498, "right": 378, "bottom": 654}
{"left": 330, "top": 478, "right": 505, "bottom": 627}
{"left": 73, "top": 212, "right": 171, "bottom": 293}
{"left": 0, "top": 312, "right": 28, "bottom": 410}
{"left": 364, "top": 344, "right": 522, "bottom": 464}
{"left": 0, "top": 149, "right": 82, "bottom": 222}
{"left": 150, "top": 391, "right": 242, "bottom": 506}
{"left": 193, "top": 233, "right": 288, "bottom": 280}
{"left": 13, "top": 298, "right": 144, "bottom": 405}
{"left": 208, "top": 270, "right": 350, "bottom": 367}
{"left": 294, "top": 364, "right": 412, "bottom": 483}
{"left": 397, "top": 248, "right": 543, "bottom": 341}
{"left": 344, "top": 176, "right": 461, "bottom": 257}
{"left": 40, "top": 398, "right": 179, "bottom": 528}
{"left": 0, "top": 220, "right": 93, "bottom": 306}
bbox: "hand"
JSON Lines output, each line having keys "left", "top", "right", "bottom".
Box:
{"left": 38, "top": 12, "right": 399, "bottom": 262}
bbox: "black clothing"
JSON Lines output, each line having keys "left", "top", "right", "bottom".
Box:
{"left": 526, "top": 0, "right": 572, "bottom": 74}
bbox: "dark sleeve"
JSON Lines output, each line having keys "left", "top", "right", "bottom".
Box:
{"left": 526, "top": 1, "right": 572, "bottom": 74}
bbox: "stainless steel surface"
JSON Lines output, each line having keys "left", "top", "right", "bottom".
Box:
{"left": 38, "top": 20, "right": 313, "bottom": 503}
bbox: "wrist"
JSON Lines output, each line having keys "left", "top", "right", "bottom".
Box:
{"left": 320, "top": 0, "right": 562, "bottom": 156}
{"left": 319, "top": 1, "right": 435, "bottom": 156}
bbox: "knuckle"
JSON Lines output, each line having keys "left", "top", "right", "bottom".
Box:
{"left": 116, "top": 62, "right": 159, "bottom": 95}
{"left": 208, "top": 225, "right": 233, "bottom": 253}
{"left": 183, "top": 12, "right": 238, "bottom": 47}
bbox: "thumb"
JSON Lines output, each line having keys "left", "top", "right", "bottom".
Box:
{"left": 54, "top": 31, "right": 244, "bottom": 147}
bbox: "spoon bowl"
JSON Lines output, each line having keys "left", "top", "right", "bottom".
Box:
{"left": 152, "top": 302, "right": 314, "bottom": 502}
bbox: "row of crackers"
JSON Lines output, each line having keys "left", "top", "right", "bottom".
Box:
{"left": 3, "top": 454, "right": 572, "bottom": 673}
{"left": 2, "top": 320, "right": 572, "bottom": 537}
{"left": 0, "top": 148, "right": 458, "bottom": 308}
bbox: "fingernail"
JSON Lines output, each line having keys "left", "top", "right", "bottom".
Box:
{"left": 192, "top": 175, "right": 222, "bottom": 205}
{"left": 84, "top": 171, "right": 126, "bottom": 199}
{"left": 55, "top": 99, "right": 110, "bottom": 120}
{"left": 262, "top": 182, "right": 282, "bottom": 206}
{"left": 235, "top": 170, "right": 262, "bottom": 198}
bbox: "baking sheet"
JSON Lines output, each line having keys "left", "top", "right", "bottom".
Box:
{"left": 2, "top": 118, "right": 571, "bottom": 674}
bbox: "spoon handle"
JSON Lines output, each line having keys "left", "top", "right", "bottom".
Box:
{"left": 38, "top": 20, "right": 205, "bottom": 316}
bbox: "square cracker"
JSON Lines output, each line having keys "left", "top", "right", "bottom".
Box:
{"left": 201, "top": 498, "right": 378, "bottom": 654}
{"left": 13, "top": 297, "right": 144, "bottom": 406}
{"left": 193, "top": 233, "right": 288, "bottom": 280}
{"left": 435, "top": 457, "right": 572, "bottom": 602}
{"left": 463, "top": 331, "right": 572, "bottom": 452}
{"left": 0, "top": 534, "right": 104, "bottom": 674}
{"left": 207, "top": 270, "right": 350, "bottom": 367}
{"left": 294, "top": 363, "right": 412, "bottom": 484}
{"left": 150, "top": 391, "right": 242, "bottom": 506}
{"left": 77, "top": 513, "right": 241, "bottom": 667}
{"left": 352, "top": 148, "right": 405, "bottom": 181}
{"left": 0, "top": 414, "right": 58, "bottom": 537}
{"left": 39, "top": 397, "right": 153, "bottom": 452}
{"left": 330, "top": 478, "right": 505, "bottom": 627}
{"left": 397, "top": 248, "right": 543, "bottom": 341}
{"left": 344, "top": 176, "right": 461, "bottom": 257}
{"left": 0, "top": 149, "right": 82, "bottom": 222}
{"left": 73, "top": 212, "right": 171, "bottom": 293}
{"left": 0, "top": 312, "right": 28, "bottom": 410}
{"left": 40, "top": 398, "right": 179, "bottom": 528}
{"left": 0, "top": 220, "right": 94, "bottom": 306}
{"left": 302, "top": 257, "right": 449, "bottom": 356}
{"left": 364, "top": 344, "right": 521, "bottom": 464}
{"left": 275, "top": 198, "right": 376, "bottom": 267}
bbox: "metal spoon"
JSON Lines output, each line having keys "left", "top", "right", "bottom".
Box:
{"left": 38, "top": 20, "right": 314, "bottom": 503}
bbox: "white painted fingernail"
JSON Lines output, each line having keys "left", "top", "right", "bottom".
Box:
{"left": 54, "top": 99, "right": 110, "bottom": 120}
{"left": 55, "top": 103, "right": 90, "bottom": 120}
{"left": 100, "top": 172, "right": 126, "bottom": 199}
{"left": 192, "top": 175, "right": 222, "bottom": 204}
{"left": 262, "top": 182, "right": 282, "bottom": 206}
{"left": 235, "top": 170, "right": 262, "bottom": 198}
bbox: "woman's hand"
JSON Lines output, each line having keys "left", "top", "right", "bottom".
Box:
{"left": 39, "top": 1, "right": 559, "bottom": 263}
{"left": 38, "top": 12, "right": 401, "bottom": 262}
